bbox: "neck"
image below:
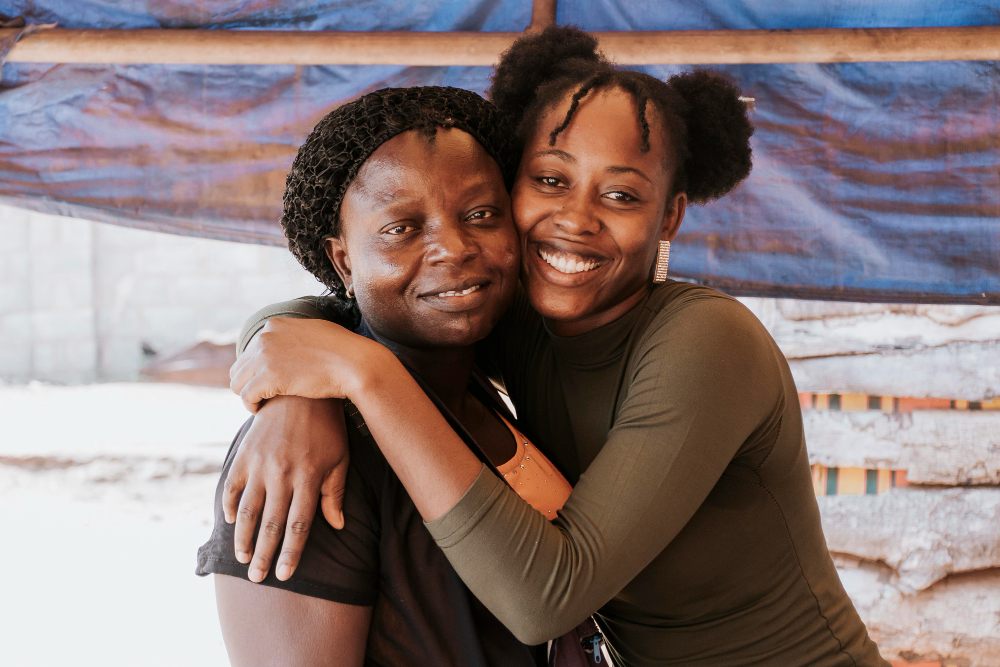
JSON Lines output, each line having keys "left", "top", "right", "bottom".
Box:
{"left": 366, "top": 328, "right": 476, "bottom": 416}
{"left": 546, "top": 282, "right": 650, "bottom": 337}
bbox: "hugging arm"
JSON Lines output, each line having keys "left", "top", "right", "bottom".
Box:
{"left": 228, "top": 294, "right": 784, "bottom": 648}
{"left": 234, "top": 297, "right": 784, "bottom": 644}
{"left": 224, "top": 297, "right": 352, "bottom": 582}
{"left": 226, "top": 290, "right": 522, "bottom": 580}
{"left": 422, "top": 299, "right": 785, "bottom": 643}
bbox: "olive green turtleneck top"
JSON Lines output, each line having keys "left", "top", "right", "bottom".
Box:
{"left": 240, "top": 281, "right": 886, "bottom": 667}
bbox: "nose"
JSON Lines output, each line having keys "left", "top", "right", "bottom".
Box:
{"left": 551, "top": 191, "right": 600, "bottom": 236}
{"left": 424, "top": 221, "right": 479, "bottom": 266}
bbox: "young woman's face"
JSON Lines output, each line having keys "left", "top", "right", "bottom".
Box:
{"left": 327, "top": 128, "right": 519, "bottom": 349}
{"left": 512, "top": 87, "right": 686, "bottom": 336}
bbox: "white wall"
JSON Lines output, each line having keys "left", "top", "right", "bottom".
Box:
{"left": 0, "top": 205, "right": 323, "bottom": 382}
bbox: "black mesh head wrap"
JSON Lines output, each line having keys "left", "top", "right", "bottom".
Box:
{"left": 282, "top": 86, "right": 518, "bottom": 316}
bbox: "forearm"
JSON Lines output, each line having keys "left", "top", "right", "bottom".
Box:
{"left": 424, "top": 433, "right": 711, "bottom": 644}
{"left": 349, "top": 349, "right": 483, "bottom": 522}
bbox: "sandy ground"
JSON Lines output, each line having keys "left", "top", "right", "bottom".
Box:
{"left": 0, "top": 382, "right": 250, "bottom": 667}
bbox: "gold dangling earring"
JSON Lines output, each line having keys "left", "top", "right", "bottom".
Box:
{"left": 652, "top": 240, "right": 671, "bottom": 283}
{"left": 345, "top": 285, "right": 355, "bottom": 299}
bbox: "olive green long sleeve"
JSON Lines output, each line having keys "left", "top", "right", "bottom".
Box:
{"left": 423, "top": 285, "right": 884, "bottom": 666}
{"left": 427, "top": 294, "right": 775, "bottom": 630}
{"left": 237, "top": 296, "right": 333, "bottom": 355}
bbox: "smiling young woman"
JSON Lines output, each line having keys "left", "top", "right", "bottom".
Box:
{"left": 219, "top": 27, "right": 887, "bottom": 667}
{"left": 512, "top": 87, "right": 685, "bottom": 335}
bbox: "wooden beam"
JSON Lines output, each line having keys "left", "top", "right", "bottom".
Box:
{"left": 819, "top": 487, "right": 1000, "bottom": 592}
{"left": 804, "top": 410, "right": 1000, "bottom": 485}
{"left": 736, "top": 298, "right": 1000, "bottom": 400}
{"left": 1, "top": 29, "right": 514, "bottom": 67}
{"left": 598, "top": 26, "right": 1000, "bottom": 64}
{"left": 739, "top": 298, "right": 1000, "bottom": 359}
{"left": 528, "top": 0, "right": 558, "bottom": 32}
{"left": 2, "top": 26, "right": 999, "bottom": 66}
{"left": 788, "top": 340, "right": 1000, "bottom": 401}
{"left": 837, "top": 560, "right": 1000, "bottom": 664}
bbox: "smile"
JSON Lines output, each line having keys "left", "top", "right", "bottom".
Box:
{"left": 537, "top": 246, "right": 605, "bottom": 275}
{"left": 434, "top": 284, "right": 484, "bottom": 298}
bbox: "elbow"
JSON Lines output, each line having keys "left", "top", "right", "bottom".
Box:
{"left": 507, "top": 609, "right": 588, "bottom": 646}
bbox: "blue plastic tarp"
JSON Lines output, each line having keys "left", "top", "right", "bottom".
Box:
{"left": 1, "top": 1, "right": 998, "bottom": 303}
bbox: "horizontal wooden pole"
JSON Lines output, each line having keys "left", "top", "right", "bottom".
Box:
{"left": 2, "top": 26, "right": 998, "bottom": 66}
{"left": 598, "top": 26, "right": 1000, "bottom": 64}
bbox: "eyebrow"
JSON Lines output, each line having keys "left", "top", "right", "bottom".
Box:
{"left": 530, "top": 149, "right": 575, "bottom": 163}
{"left": 606, "top": 165, "right": 654, "bottom": 185}
{"left": 531, "top": 149, "right": 654, "bottom": 185}
{"left": 368, "top": 177, "right": 500, "bottom": 213}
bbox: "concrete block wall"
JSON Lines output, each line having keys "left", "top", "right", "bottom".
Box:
{"left": 0, "top": 205, "right": 323, "bottom": 382}
{"left": 0, "top": 209, "right": 97, "bottom": 382}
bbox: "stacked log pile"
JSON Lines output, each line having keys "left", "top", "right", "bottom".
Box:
{"left": 739, "top": 298, "right": 1000, "bottom": 666}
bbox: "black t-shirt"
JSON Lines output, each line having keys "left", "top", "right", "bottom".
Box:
{"left": 197, "top": 404, "right": 543, "bottom": 667}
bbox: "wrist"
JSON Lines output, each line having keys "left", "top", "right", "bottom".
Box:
{"left": 345, "top": 340, "right": 402, "bottom": 399}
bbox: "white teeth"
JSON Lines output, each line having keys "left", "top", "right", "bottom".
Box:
{"left": 435, "top": 284, "right": 483, "bottom": 297}
{"left": 538, "top": 247, "right": 601, "bottom": 274}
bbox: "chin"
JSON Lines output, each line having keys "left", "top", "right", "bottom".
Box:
{"left": 527, "top": 289, "right": 593, "bottom": 324}
{"left": 431, "top": 316, "right": 494, "bottom": 347}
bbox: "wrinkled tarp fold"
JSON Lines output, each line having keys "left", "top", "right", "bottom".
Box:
{"left": 0, "top": 1, "right": 997, "bottom": 303}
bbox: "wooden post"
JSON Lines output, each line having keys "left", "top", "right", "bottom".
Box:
{"left": 2, "top": 26, "right": 998, "bottom": 65}
{"left": 528, "top": 0, "right": 558, "bottom": 32}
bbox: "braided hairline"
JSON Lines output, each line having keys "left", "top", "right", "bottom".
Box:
{"left": 547, "top": 71, "right": 658, "bottom": 155}
{"left": 547, "top": 72, "right": 608, "bottom": 146}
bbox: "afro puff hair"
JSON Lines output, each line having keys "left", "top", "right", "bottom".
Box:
{"left": 487, "top": 25, "right": 753, "bottom": 204}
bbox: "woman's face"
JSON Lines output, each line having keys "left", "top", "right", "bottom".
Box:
{"left": 327, "top": 128, "right": 519, "bottom": 350}
{"left": 512, "top": 87, "right": 686, "bottom": 336}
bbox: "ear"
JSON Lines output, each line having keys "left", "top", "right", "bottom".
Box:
{"left": 324, "top": 237, "right": 353, "bottom": 294}
{"left": 660, "top": 191, "right": 687, "bottom": 242}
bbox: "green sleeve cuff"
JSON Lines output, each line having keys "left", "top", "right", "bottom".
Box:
{"left": 237, "top": 296, "right": 329, "bottom": 355}
{"left": 424, "top": 464, "right": 506, "bottom": 548}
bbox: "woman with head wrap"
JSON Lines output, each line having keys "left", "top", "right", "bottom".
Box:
{"left": 223, "top": 27, "right": 885, "bottom": 667}
{"left": 197, "top": 86, "right": 572, "bottom": 666}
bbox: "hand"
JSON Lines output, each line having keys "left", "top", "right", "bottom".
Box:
{"left": 230, "top": 317, "right": 382, "bottom": 413}
{"left": 223, "top": 395, "right": 351, "bottom": 582}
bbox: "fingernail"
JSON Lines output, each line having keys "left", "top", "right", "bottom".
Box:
{"left": 237, "top": 551, "right": 250, "bottom": 563}
{"left": 224, "top": 513, "right": 233, "bottom": 524}
{"left": 276, "top": 564, "right": 292, "bottom": 580}
{"left": 249, "top": 568, "right": 265, "bottom": 582}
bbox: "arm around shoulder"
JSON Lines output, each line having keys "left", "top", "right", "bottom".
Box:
{"left": 238, "top": 295, "right": 348, "bottom": 355}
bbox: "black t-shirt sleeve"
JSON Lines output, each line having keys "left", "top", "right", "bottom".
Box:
{"left": 196, "top": 416, "right": 381, "bottom": 606}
